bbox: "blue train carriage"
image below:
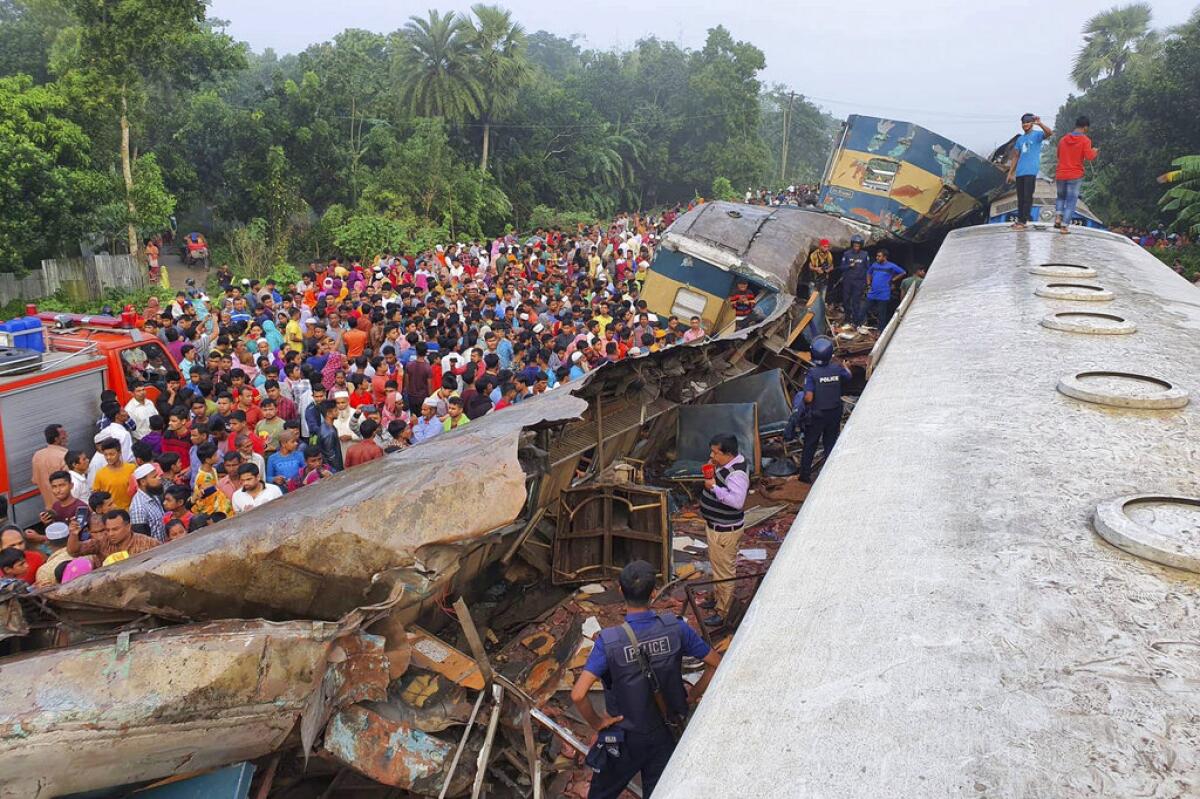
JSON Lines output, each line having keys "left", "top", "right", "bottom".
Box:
{"left": 818, "top": 115, "right": 1008, "bottom": 242}
{"left": 642, "top": 201, "right": 871, "bottom": 339}
{"left": 987, "top": 176, "right": 1106, "bottom": 229}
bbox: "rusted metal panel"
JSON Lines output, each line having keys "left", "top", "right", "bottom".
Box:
{"left": 43, "top": 392, "right": 588, "bottom": 622}
{"left": 322, "top": 703, "right": 472, "bottom": 795}
{"left": 0, "top": 619, "right": 372, "bottom": 799}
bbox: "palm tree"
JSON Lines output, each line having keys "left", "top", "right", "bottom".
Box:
{"left": 1071, "top": 3, "right": 1158, "bottom": 90}
{"left": 1159, "top": 155, "right": 1200, "bottom": 236}
{"left": 394, "top": 10, "right": 481, "bottom": 121}
{"left": 467, "top": 4, "right": 530, "bottom": 172}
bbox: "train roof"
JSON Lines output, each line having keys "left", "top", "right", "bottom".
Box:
{"left": 660, "top": 201, "right": 871, "bottom": 292}
{"left": 654, "top": 224, "right": 1200, "bottom": 797}
{"left": 989, "top": 176, "right": 1104, "bottom": 225}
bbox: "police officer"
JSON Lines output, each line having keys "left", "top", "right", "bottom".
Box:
{"left": 799, "top": 336, "right": 852, "bottom": 483}
{"left": 571, "top": 561, "right": 721, "bottom": 799}
{"left": 839, "top": 234, "right": 871, "bottom": 331}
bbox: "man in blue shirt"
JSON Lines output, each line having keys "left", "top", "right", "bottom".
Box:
{"left": 866, "top": 249, "right": 906, "bottom": 329}
{"left": 1006, "top": 113, "right": 1053, "bottom": 229}
{"left": 571, "top": 561, "right": 722, "bottom": 799}
{"left": 266, "top": 429, "right": 305, "bottom": 490}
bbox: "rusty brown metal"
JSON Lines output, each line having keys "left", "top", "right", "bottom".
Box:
{"left": 322, "top": 703, "right": 474, "bottom": 795}
{"left": 0, "top": 619, "right": 376, "bottom": 799}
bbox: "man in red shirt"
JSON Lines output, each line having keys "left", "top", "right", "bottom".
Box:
{"left": 0, "top": 547, "right": 44, "bottom": 585}
{"left": 344, "top": 419, "right": 385, "bottom": 468}
{"left": 1054, "top": 115, "right": 1099, "bottom": 235}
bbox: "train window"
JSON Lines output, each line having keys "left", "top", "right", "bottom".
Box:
{"left": 671, "top": 287, "right": 707, "bottom": 320}
{"left": 862, "top": 158, "right": 900, "bottom": 192}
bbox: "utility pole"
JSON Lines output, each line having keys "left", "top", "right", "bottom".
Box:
{"left": 780, "top": 91, "right": 796, "bottom": 184}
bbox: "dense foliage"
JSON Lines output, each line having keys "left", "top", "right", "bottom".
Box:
{"left": 0, "top": 0, "right": 835, "bottom": 271}
{"left": 1051, "top": 4, "right": 1200, "bottom": 227}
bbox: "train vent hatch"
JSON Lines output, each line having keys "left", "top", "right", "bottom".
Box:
{"left": 1057, "top": 370, "right": 1190, "bottom": 410}
{"left": 1041, "top": 311, "right": 1137, "bottom": 335}
{"left": 552, "top": 484, "right": 672, "bottom": 585}
{"left": 1034, "top": 282, "right": 1115, "bottom": 301}
{"left": 1029, "top": 262, "right": 1098, "bottom": 278}
{"left": 1094, "top": 495, "right": 1200, "bottom": 574}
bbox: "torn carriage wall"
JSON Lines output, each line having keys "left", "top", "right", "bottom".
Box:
{"left": 43, "top": 392, "right": 588, "bottom": 622}
{"left": 0, "top": 619, "right": 388, "bottom": 799}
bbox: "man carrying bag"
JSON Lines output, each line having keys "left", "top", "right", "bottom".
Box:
{"left": 571, "top": 561, "right": 722, "bottom": 798}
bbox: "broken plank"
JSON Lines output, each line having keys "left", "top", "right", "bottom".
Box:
{"left": 521, "top": 708, "right": 542, "bottom": 799}
{"left": 408, "top": 626, "right": 485, "bottom": 690}
{"left": 453, "top": 597, "right": 496, "bottom": 687}
{"left": 471, "top": 685, "right": 504, "bottom": 799}
{"left": 501, "top": 506, "right": 549, "bottom": 566}
{"left": 438, "top": 689, "right": 488, "bottom": 799}
{"left": 742, "top": 503, "right": 788, "bottom": 529}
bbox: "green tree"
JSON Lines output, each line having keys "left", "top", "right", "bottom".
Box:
{"left": 1160, "top": 155, "right": 1200, "bottom": 235}
{"left": 467, "top": 3, "right": 529, "bottom": 172}
{"left": 1072, "top": 3, "right": 1157, "bottom": 89}
{"left": 711, "top": 176, "right": 738, "bottom": 201}
{"left": 0, "top": 73, "right": 101, "bottom": 269}
{"left": 0, "top": 0, "right": 74, "bottom": 82}
{"left": 393, "top": 9, "right": 480, "bottom": 121}
{"left": 57, "top": 0, "right": 242, "bottom": 260}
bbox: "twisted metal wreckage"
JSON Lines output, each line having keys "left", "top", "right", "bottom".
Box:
{"left": 0, "top": 205, "right": 871, "bottom": 798}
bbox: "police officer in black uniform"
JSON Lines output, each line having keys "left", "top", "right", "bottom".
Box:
{"left": 799, "top": 336, "right": 852, "bottom": 483}
{"left": 839, "top": 234, "right": 871, "bottom": 329}
{"left": 571, "top": 561, "right": 722, "bottom": 799}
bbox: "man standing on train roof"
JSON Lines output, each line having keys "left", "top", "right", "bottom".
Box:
{"left": 1007, "top": 113, "right": 1053, "bottom": 230}
{"left": 839, "top": 234, "right": 871, "bottom": 332}
{"left": 1054, "top": 115, "right": 1099, "bottom": 234}
{"left": 697, "top": 433, "right": 749, "bottom": 627}
{"left": 799, "top": 336, "right": 852, "bottom": 484}
{"left": 728, "top": 278, "right": 756, "bottom": 330}
{"left": 571, "top": 560, "right": 722, "bottom": 799}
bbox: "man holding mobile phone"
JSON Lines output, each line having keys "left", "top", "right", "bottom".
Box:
{"left": 42, "top": 470, "right": 89, "bottom": 526}
{"left": 698, "top": 434, "right": 749, "bottom": 628}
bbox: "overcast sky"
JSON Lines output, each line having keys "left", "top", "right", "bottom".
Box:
{"left": 210, "top": 0, "right": 1198, "bottom": 154}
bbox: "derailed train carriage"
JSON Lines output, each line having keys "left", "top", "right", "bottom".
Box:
{"left": 640, "top": 201, "right": 873, "bottom": 336}
{"left": 0, "top": 202, "right": 839, "bottom": 798}
{"left": 653, "top": 224, "right": 1200, "bottom": 797}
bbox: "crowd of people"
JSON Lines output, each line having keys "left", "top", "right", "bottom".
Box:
{"left": 744, "top": 184, "right": 821, "bottom": 207}
{"left": 1, "top": 209, "right": 748, "bottom": 590}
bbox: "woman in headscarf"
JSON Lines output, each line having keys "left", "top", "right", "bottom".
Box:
{"left": 143, "top": 295, "right": 162, "bottom": 321}
{"left": 321, "top": 350, "right": 346, "bottom": 392}
{"left": 262, "top": 319, "right": 286, "bottom": 353}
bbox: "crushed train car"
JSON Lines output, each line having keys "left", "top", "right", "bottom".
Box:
{"left": 642, "top": 200, "right": 873, "bottom": 334}
{"left": 3, "top": 200, "right": 855, "bottom": 797}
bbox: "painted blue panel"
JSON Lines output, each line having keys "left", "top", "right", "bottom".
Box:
{"left": 649, "top": 250, "right": 740, "bottom": 297}
{"left": 62, "top": 764, "right": 257, "bottom": 799}
{"left": 139, "top": 764, "right": 257, "bottom": 799}
{"left": 831, "top": 115, "right": 1007, "bottom": 241}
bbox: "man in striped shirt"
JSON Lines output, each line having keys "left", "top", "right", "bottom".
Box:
{"left": 698, "top": 433, "right": 750, "bottom": 627}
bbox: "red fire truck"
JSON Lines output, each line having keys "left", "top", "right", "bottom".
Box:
{"left": 0, "top": 313, "right": 180, "bottom": 527}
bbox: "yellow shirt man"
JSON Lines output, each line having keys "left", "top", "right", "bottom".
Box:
{"left": 93, "top": 462, "right": 135, "bottom": 510}
{"left": 285, "top": 319, "right": 304, "bottom": 353}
